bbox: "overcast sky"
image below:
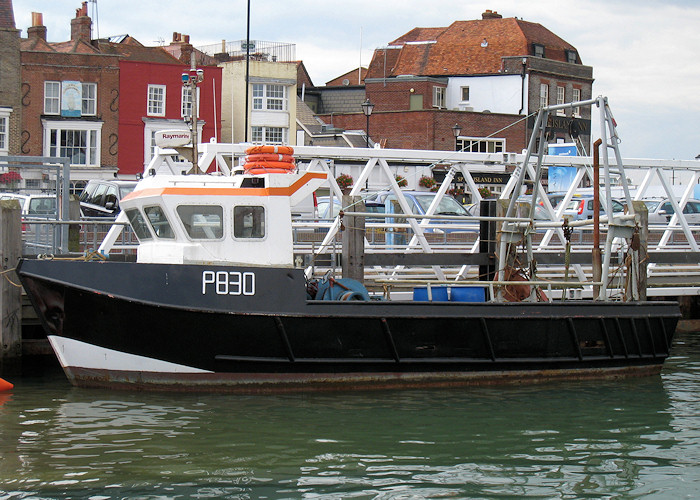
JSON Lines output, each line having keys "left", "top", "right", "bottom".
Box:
{"left": 11, "top": 0, "right": 700, "bottom": 161}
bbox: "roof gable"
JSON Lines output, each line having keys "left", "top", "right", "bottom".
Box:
{"left": 326, "top": 67, "right": 366, "bottom": 87}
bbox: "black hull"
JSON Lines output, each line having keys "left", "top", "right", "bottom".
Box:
{"left": 17, "top": 259, "right": 681, "bottom": 392}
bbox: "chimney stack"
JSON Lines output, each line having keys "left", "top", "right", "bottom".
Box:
{"left": 70, "top": 1, "right": 92, "bottom": 42}
{"left": 482, "top": 10, "right": 503, "bottom": 19}
{"left": 27, "top": 12, "right": 47, "bottom": 41}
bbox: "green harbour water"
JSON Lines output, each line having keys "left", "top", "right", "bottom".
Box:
{"left": 1, "top": 330, "right": 699, "bottom": 499}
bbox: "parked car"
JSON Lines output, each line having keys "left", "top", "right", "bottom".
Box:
{"left": 0, "top": 192, "right": 57, "bottom": 216}
{"left": 315, "top": 196, "right": 385, "bottom": 220}
{"left": 643, "top": 198, "right": 700, "bottom": 224}
{"left": 562, "top": 195, "right": 625, "bottom": 221}
{"left": 79, "top": 179, "right": 138, "bottom": 218}
{"left": 366, "top": 190, "right": 472, "bottom": 233}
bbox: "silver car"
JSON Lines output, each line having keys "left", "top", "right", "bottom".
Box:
{"left": 643, "top": 198, "right": 700, "bottom": 224}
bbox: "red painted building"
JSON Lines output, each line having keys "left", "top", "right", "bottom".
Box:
{"left": 117, "top": 59, "right": 222, "bottom": 177}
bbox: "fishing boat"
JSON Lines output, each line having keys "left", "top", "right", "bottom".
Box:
{"left": 17, "top": 98, "right": 680, "bottom": 392}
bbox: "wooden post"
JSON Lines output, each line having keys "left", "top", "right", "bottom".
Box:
{"left": 341, "top": 195, "right": 365, "bottom": 283}
{"left": 633, "top": 200, "right": 648, "bottom": 301}
{"left": 0, "top": 199, "right": 22, "bottom": 374}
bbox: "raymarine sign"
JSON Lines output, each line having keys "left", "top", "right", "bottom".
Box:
{"left": 155, "top": 130, "right": 191, "bottom": 148}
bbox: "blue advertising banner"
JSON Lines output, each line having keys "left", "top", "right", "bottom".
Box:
{"left": 548, "top": 143, "right": 578, "bottom": 193}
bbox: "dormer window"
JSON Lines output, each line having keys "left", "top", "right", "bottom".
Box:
{"left": 566, "top": 50, "right": 578, "bottom": 64}
{"left": 533, "top": 44, "right": 545, "bottom": 58}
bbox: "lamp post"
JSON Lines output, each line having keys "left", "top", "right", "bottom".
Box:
{"left": 452, "top": 123, "right": 462, "bottom": 151}
{"left": 182, "top": 56, "right": 204, "bottom": 175}
{"left": 361, "top": 98, "right": 375, "bottom": 190}
{"left": 361, "top": 98, "right": 374, "bottom": 148}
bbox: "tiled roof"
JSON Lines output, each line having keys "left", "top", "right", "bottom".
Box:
{"left": 389, "top": 27, "right": 445, "bottom": 45}
{"left": 368, "top": 16, "right": 579, "bottom": 78}
{"left": 50, "top": 39, "right": 101, "bottom": 54}
{"left": 97, "top": 38, "right": 181, "bottom": 63}
{"left": 20, "top": 36, "right": 56, "bottom": 52}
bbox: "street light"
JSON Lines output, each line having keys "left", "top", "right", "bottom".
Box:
{"left": 361, "top": 98, "right": 374, "bottom": 148}
{"left": 452, "top": 123, "right": 462, "bottom": 151}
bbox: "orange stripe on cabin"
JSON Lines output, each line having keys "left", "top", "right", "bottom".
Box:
{"left": 122, "top": 172, "right": 327, "bottom": 202}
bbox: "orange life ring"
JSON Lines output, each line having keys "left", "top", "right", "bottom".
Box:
{"left": 244, "top": 161, "right": 295, "bottom": 171}
{"left": 245, "top": 153, "right": 295, "bottom": 163}
{"left": 245, "top": 167, "right": 296, "bottom": 175}
{"left": 245, "top": 145, "right": 294, "bottom": 156}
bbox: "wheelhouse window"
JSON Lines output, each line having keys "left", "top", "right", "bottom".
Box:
{"left": 144, "top": 205, "right": 174, "bottom": 239}
{"left": 147, "top": 85, "right": 166, "bottom": 116}
{"left": 44, "top": 82, "right": 60, "bottom": 114}
{"left": 234, "top": 206, "right": 265, "bottom": 239}
{"left": 125, "top": 209, "right": 153, "bottom": 240}
{"left": 177, "top": 205, "right": 224, "bottom": 239}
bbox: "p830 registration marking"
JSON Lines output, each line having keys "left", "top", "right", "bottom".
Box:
{"left": 202, "top": 271, "right": 256, "bottom": 296}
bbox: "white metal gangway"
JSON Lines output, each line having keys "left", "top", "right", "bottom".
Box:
{"left": 99, "top": 118, "right": 700, "bottom": 297}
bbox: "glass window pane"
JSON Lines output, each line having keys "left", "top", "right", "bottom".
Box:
{"left": 144, "top": 205, "right": 175, "bottom": 239}
{"left": 234, "top": 206, "right": 265, "bottom": 238}
{"left": 125, "top": 209, "right": 153, "bottom": 240}
{"left": 177, "top": 205, "right": 223, "bottom": 239}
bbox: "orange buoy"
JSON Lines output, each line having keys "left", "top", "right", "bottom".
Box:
{"left": 0, "top": 377, "right": 13, "bottom": 392}
{"left": 245, "top": 145, "right": 294, "bottom": 156}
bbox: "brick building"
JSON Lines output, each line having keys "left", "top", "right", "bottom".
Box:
{"left": 0, "top": 0, "right": 21, "bottom": 156}
{"left": 15, "top": 1, "right": 222, "bottom": 188}
{"left": 313, "top": 10, "right": 593, "bottom": 157}
{"left": 20, "top": 6, "right": 123, "bottom": 188}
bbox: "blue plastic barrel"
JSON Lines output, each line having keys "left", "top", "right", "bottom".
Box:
{"left": 450, "top": 286, "right": 486, "bottom": 302}
{"left": 413, "top": 286, "right": 449, "bottom": 301}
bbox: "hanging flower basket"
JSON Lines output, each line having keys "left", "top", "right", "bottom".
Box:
{"left": 395, "top": 175, "right": 408, "bottom": 188}
{"left": 478, "top": 186, "right": 492, "bottom": 198}
{"left": 336, "top": 173, "right": 353, "bottom": 192}
{"left": 418, "top": 175, "right": 436, "bottom": 190}
{"left": 0, "top": 171, "right": 22, "bottom": 188}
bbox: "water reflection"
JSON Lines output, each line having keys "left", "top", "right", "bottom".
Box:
{"left": 0, "top": 331, "right": 698, "bottom": 498}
